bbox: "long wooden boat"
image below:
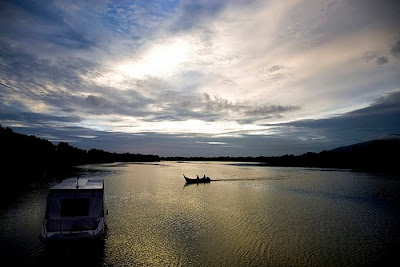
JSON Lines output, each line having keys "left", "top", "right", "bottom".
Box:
{"left": 183, "top": 174, "right": 211, "bottom": 184}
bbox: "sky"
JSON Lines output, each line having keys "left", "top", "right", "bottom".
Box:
{"left": 0, "top": 0, "right": 400, "bottom": 157}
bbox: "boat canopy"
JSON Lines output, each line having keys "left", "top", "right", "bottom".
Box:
{"left": 45, "top": 178, "right": 104, "bottom": 232}
{"left": 50, "top": 178, "right": 104, "bottom": 190}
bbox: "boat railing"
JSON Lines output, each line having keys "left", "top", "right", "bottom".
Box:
{"left": 44, "top": 217, "right": 101, "bottom": 235}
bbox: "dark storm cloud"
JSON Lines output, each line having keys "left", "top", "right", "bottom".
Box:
{"left": 349, "top": 90, "right": 400, "bottom": 118}
{"left": 80, "top": 90, "right": 154, "bottom": 117}
{"left": 363, "top": 38, "right": 400, "bottom": 65}
{"left": 391, "top": 40, "right": 400, "bottom": 58}
{"left": 245, "top": 104, "right": 300, "bottom": 116}
{"left": 0, "top": 0, "right": 62, "bottom": 34}
{"left": 0, "top": 111, "right": 81, "bottom": 125}
{"left": 376, "top": 56, "right": 389, "bottom": 65}
{"left": 0, "top": 41, "right": 99, "bottom": 114}
{"left": 363, "top": 52, "right": 390, "bottom": 65}
{"left": 143, "top": 92, "right": 300, "bottom": 123}
{"left": 8, "top": 125, "right": 103, "bottom": 145}
{"left": 142, "top": 92, "right": 230, "bottom": 122}
{"left": 270, "top": 91, "right": 400, "bottom": 145}
{"left": 0, "top": 38, "right": 154, "bottom": 118}
{"left": 0, "top": 41, "right": 96, "bottom": 89}
{"left": 85, "top": 95, "right": 113, "bottom": 109}
{"left": 0, "top": 96, "right": 82, "bottom": 127}
{"left": 0, "top": 0, "right": 97, "bottom": 50}
{"left": 9, "top": 123, "right": 319, "bottom": 157}
{"left": 3, "top": 32, "right": 296, "bottom": 125}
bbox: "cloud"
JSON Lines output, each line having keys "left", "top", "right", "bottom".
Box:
{"left": 1, "top": 0, "right": 400, "bottom": 156}
{"left": 363, "top": 38, "right": 400, "bottom": 65}
{"left": 349, "top": 90, "right": 400, "bottom": 117}
{"left": 0, "top": 0, "right": 101, "bottom": 54}
{"left": 168, "top": 0, "right": 227, "bottom": 32}
{"left": 363, "top": 52, "right": 389, "bottom": 65}
{"left": 256, "top": 65, "right": 290, "bottom": 82}
{"left": 271, "top": 90, "right": 400, "bottom": 146}
{"left": 245, "top": 104, "right": 300, "bottom": 117}
{"left": 391, "top": 40, "right": 400, "bottom": 58}
{"left": 376, "top": 56, "right": 389, "bottom": 65}
{"left": 0, "top": 97, "right": 82, "bottom": 129}
{"left": 85, "top": 95, "right": 113, "bottom": 109}
{"left": 141, "top": 92, "right": 300, "bottom": 124}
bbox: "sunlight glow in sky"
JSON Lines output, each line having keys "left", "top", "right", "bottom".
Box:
{"left": 116, "top": 38, "right": 192, "bottom": 79}
{"left": 0, "top": 0, "right": 399, "bottom": 156}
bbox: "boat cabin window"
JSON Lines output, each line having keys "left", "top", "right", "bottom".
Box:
{"left": 61, "top": 198, "right": 89, "bottom": 217}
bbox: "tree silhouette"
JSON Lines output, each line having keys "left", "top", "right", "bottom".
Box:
{"left": 0, "top": 125, "right": 159, "bottom": 186}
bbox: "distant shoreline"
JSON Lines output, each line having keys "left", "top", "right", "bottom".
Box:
{"left": 160, "top": 140, "right": 400, "bottom": 173}
{"left": 2, "top": 125, "right": 399, "bottom": 179}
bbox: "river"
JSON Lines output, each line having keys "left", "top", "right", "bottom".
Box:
{"left": 1, "top": 161, "right": 400, "bottom": 266}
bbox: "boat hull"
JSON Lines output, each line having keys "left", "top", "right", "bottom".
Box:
{"left": 40, "top": 217, "right": 106, "bottom": 245}
{"left": 183, "top": 175, "right": 211, "bottom": 184}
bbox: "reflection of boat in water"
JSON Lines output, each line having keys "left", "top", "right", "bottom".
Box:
{"left": 40, "top": 177, "right": 107, "bottom": 244}
{"left": 183, "top": 174, "right": 211, "bottom": 184}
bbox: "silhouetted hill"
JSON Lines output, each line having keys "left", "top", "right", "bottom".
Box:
{"left": 258, "top": 139, "right": 399, "bottom": 171}
{"left": 324, "top": 139, "right": 399, "bottom": 170}
{"left": 163, "top": 139, "right": 400, "bottom": 172}
{"left": 331, "top": 138, "right": 400, "bottom": 153}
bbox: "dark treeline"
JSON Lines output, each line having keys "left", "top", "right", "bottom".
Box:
{"left": 163, "top": 139, "right": 400, "bottom": 172}
{"left": 1, "top": 125, "right": 159, "bottom": 183}
{"left": 2, "top": 124, "right": 399, "bottom": 183}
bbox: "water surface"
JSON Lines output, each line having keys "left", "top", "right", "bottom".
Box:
{"left": 1, "top": 161, "right": 400, "bottom": 266}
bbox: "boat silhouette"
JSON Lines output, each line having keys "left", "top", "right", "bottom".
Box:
{"left": 183, "top": 174, "right": 211, "bottom": 184}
